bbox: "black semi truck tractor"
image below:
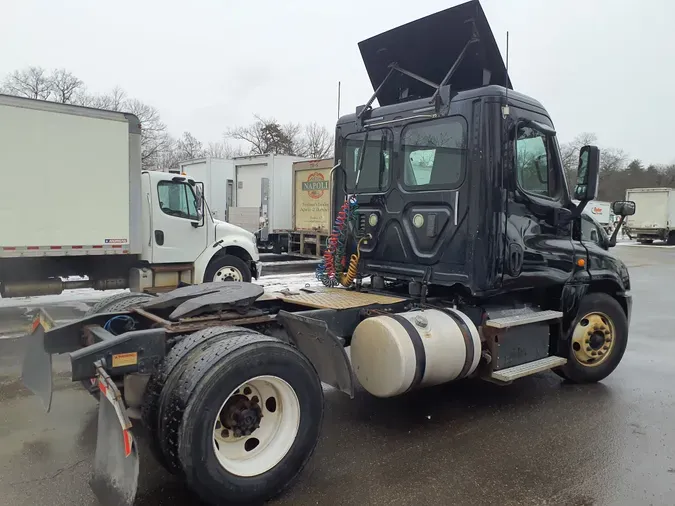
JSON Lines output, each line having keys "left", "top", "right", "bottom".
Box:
{"left": 20, "top": 2, "right": 635, "bottom": 505}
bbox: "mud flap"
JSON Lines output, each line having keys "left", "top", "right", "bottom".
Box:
{"left": 277, "top": 310, "right": 354, "bottom": 397}
{"left": 21, "top": 310, "right": 56, "bottom": 411}
{"left": 89, "top": 363, "right": 139, "bottom": 506}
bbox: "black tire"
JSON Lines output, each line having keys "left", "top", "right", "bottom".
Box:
{"left": 667, "top": 232, "right": 675, "bottom": 245}
{"left": 638, "top": 239, "right": 653, "bottom": 244}
{"left": 85, "top": 292, "right": 155, "bottom": 316}
{"left": 141, "top": 325, "right": 253, "bottom": 472}
{"left": 556, "top": 293, "right": 628, "bottom": 384}
{"left": 82, "top": 292, "right": 155, "bottom": 397}
{"left": 204, "top": 254, "right": 252, "bottom": 283}
{"left": 162, "top": 333, "right": 323, "bottom": 505}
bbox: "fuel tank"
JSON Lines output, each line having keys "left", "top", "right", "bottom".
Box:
{"left": 350, "top": 309, "right": 481, "bottom": 398}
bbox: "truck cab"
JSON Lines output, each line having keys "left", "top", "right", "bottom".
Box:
{"left": 332, "top": 0, "right": 633, "bottom": 330}
{"left": 138, "top": 170, "right": 261, "bottom": 288}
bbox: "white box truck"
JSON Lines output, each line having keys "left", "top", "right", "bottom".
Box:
{"left": 0, "top": 94, "right": 260, "bottom": 298}
{"left": 192, "top": 154, "right": 309, "bottom": 253}
{"left": 624, "top": 188, "right": 675, "bottom": 244}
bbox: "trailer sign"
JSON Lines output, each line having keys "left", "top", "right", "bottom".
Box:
{"left": 302, "top": 173, "right": 330, "bottom": 199}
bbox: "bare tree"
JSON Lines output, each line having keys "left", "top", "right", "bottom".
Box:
{"left": 297, "top": 122, "right": 334, "bottom": 159}
{"left": 226, "top": 115, "right": 302, "bottom": 155}
{"left": 207, "top": 141, "right": 243, "bottom": 158}
{"left": 560, "top": 132, "right": 598, "bottom": 182}
{"left": 124, "top": 98, "right": 170, "bottom": 170}
{"left": 50, "top": 69, "right": 84, "bottom": 103}
{"left": 79, "top": 85, "right": 128, "bottom": 110}
{"left": 1, "top": 66, "right": 52, "bottom": 100}
{"left": 176, "top": 131, "right": 205, "bottom": 160}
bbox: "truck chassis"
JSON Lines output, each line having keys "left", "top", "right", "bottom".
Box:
{"left": 21, "top": 280, "right": 630, "bottom": 505}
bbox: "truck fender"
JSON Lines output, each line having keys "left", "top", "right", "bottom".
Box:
{"left": 276, "top": 310, "right": 355, "bottom": 398}
{"left": 193, "top": 238, "right": 259, "bottom": 283}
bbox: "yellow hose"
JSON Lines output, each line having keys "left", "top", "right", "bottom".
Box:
{"left": 340, "top": 236, "right": 369, "bottom": 287}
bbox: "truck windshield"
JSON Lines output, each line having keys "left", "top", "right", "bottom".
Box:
{"left": 344, "top": 129, "right": 393, "bottom": 192}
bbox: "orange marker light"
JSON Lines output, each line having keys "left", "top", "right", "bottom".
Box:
{"left": 576, "top": 258, "right": 586, "bottom": 267}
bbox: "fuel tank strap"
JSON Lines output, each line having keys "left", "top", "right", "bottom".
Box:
{"left": 388, "top": 314, "right": 426, "bottom": 391}
{"left": 439, "top": 309, "right": 475, "bottom": 379}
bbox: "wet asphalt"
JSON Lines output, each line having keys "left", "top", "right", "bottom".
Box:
{"left": 1, "top": 245, "right": 674, "bottom": 506}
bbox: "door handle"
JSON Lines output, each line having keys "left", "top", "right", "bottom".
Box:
{"left": 154, "top": 230, "right": 164, "bottom": 246}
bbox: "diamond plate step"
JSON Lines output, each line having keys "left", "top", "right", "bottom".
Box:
{"left": 491, "top": 356, "right": 567, "bottom": 382}
{"left": 485, "top": 309, "right": 563, "bottom": 329}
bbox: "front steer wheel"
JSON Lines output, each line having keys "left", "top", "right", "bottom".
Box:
{"left": 156, "top": 332, "right": 324, "bottom": 505}
{"left": 204, "top": 254, "right": 252, "bottom": 283}
{"left": 555, "top": 292, "right": 628, "bottom": 383}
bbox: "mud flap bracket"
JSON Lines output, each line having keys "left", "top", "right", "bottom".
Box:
{"left": 277, "top": 310, "right": 355, "bottom": 398}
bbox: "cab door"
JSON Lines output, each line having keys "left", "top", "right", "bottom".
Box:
{"left": 502, "top": 110, "right": 578, "bottom": 291}
{"left": 150, "top": 177, "right": 209, "bottom": 264}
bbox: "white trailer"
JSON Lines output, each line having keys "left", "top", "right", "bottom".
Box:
{"left": 574, "top": 200, "right": 614, "bottom": 233}
{"left": 227, "top": 154, "right": 308, "bottom": 252}
{"left": 624, "top": 188, "right": 675, "bottom": 244}
{"left": 0, "top": 94, "right": 260, "bottom": 298}
{"left": 179, "top": 158, "right": 235, "bottom": 222}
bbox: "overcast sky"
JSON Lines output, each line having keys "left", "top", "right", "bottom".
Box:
{"left": 2, "top": 0, "right": 673, "bottom": 164}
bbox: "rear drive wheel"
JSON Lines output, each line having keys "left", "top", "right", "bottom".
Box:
{"left": 141, "top": 326, "right": 253, "bottom": 472}
{"left": 82, "top": 292, "right": 155, "bottom": 397}
{"left": 160, "top": 333, "right": 323, "bottom": 505}
{"left": 667, "top": 232, "right": 675, "bottom": 245}
{"left": 556, "top": 293, "right": 628, "bottom": 383}
{"left": 204, "top": 254, "right": 252, "bottom": 283}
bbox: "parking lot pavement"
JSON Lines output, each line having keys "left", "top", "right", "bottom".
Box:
{"left": 1, "top": 244, "right": 674, "bottom": 506}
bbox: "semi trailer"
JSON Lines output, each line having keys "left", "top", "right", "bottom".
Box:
{"left": 0, "top": 95, "right": 260, "bottom": 298}
{"left": 181, "top": 154, "right": 309, "bottom": 253}
{"left": 20, "top": 2, "right": 635, "bottom": 505}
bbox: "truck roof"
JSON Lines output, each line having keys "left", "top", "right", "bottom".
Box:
{"left": 337, "top": 85, "right": 547, "bottom": 127}
{"left": 0, "top": 93, "right": 141, "bottom": 134}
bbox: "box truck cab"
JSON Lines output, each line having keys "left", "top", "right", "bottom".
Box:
{"left": 0, "top": 93, "right": 259, "bottom": 298}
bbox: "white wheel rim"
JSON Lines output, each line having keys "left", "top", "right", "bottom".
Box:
{"left": 212, "top": 375, "right": 300, "bottom": 477}
{"left": 213, "top": 266, "right": 243, "bottom": 282}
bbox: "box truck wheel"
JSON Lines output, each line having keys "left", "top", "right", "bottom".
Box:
{"left": 555, "top": 293, "right": 628, "bottom": 384}
{"left": 82, "top": 292, "right": 155, "bottom": 397}
{"left": 204, "top": 255, "right": 252, "bottom": 283}
{"left": 667, "top": 232, "right": 675, "bottom": 245}
{"left": 158, "top": 333, "right": 323, "bottom": 505}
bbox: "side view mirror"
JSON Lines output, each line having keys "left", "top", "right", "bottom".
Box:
{"left": 607, "top": 200, "right": 636, "bottom": 247}
{"left": 611, "top": 200, "right": 636, "bottom": 217}
{"left": 574, "top": 145, "right": 600, "bottom": 201}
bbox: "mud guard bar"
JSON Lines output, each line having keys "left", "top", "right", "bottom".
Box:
{"left": 21, "top": 309, "right": 167, "bottom": 412}
{"left": 277, "top": 310, "right": 355, "bottom": 398}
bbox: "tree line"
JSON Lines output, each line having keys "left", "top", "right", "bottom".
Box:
{"left": 0, "top": 66, "right": 334, "bottom": 171}
{"left": 560, "top": 133, "right": 675, "bottom": 202}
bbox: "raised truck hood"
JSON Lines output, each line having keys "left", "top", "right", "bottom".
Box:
{"left": 358, "top": 0, "right": 512, "bottom": 107}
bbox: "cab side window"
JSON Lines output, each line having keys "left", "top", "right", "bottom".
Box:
{"left": 158, "top": 181, "right": 200, "bottom": 220}
{"left": 515, "top": 126, "right": 559, "bottom": 198}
